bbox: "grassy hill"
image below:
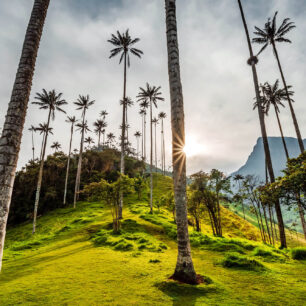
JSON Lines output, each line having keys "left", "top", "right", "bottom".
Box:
{"left": 0, "top": 174, "right": 305, "bottom": 305}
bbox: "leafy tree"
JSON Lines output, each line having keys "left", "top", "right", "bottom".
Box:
{"left": 233, "top": 174, "right": 246, "bottom": 219}
{"left": 253, "top": 12, "right": 304, "bottom": 152}
{"left": 133, "top": 175, "right": 147, "bottom": 200}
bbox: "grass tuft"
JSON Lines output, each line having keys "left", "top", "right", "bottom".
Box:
{"left": 291, "top": 247, "right": 306, "bottom": 260}
{"left": 221, "top": 253, "right": 265, "bottom": 271}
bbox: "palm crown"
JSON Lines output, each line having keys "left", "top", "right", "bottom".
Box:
{"left": 74, "top": 95, "right": 95, "bottom": 117}
{"left": 253, "top": 11, "right": 296, "bottom": 56}
{"left": 32, "top": 89, "right": 67, "bottom": 120}
{"left": 93, "top": 119, "right": 107, "bottom": 134}
{"left": 76, "top": 121, "right": 90, "bottom": 134}
{"left": 100, "top": 110, "right": 108, "bottom": 118}
{"left": 108, "top": 29, "right": 143, "bottom": 66}
{"left": 137, "top": 83, "right": 164, "bottom": 107}
{"left": 134, "top": 131, "right": 141, "bottom": 138}
{"left": 66, "top": 116, "right": 77, "bottom": 124}
{"left": 120, "top": 97, "right": 134, "bottom": 107}
{"left": 51, "top": 141, "right": 61, "bottom": 151}
{"left": 261, "top": 80, "right": 294, "bottom": 115}
{"left": 158, "top": 112, "right": 167, "bottom": 120}
{"left": 152, "top": 117, "right": 159, "bottom": 124}
{"left": 84, "top": 137, "right": 94, "bottom": 145}
{"left": 35, "top": 123, "right": 53, "bottom": 135}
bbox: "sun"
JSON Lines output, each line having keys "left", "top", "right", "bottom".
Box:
{"left": 183, "top": 135, "right": 205, "bottom": 157}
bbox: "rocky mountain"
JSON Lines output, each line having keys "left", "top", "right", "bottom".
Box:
{"left": 232, "top": 137, "right": 306, "bottom": 181}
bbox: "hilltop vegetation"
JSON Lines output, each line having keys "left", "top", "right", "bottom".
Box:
{"left": 1, "top": 174, "right": 305, "bottom": 305}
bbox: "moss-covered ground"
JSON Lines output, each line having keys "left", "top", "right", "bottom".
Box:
{"left": 0, "top": 174, "right": 305, "bottom": 305}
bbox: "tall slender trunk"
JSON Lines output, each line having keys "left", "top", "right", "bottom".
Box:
{"left": 297, "top": 195, "right": 306, "bottom": 240}
{"left": 74, "top": 111, "right": 86, "bottom": 208}
{"left": 163, "top": 120, "right": 166, "bottom": 175}
{"left": 262, "top": 204, "right": 272, "bottom": 244}
{"left": 33, "top": 108, "right": 51, "bottom": 233}
{"left": 119, "top": 52, "right": 127, "bottom": 219}
{"left": 0, "top": 0, "right": 50, "bottom": 269}
{"left": 144, "top": 113, "right": 147, "bottom": 161}
{"left": 271, "top": 42, "right": 304, "bottom": 153}
{"left": 103, "top": 132, "right": 105, "bottom": 147}
{"left": 274, "top": 106, "right": 289, "bottom": 159}
{"left": 63, "top": 122, "right": 74, "bottom": 205}
{"left": 237, "top": 0, "right": 286, "bottom": 248}
{"left": 137, "top": 137, "right": 139, "bottom": 159}
{"left": 161, "top": 123, "right": 163, "bottom": 172}
{"left": 149, "top": 100, "right": 153, "bottom": 213}
{"left": 141, "top": 115, "right": 144, "bottom": 160}
{"left": 31, "top": 130, "right": 35, "bottom": 161}
{"left": 268, "top": 204, "right": 275, "bottom": 245}
{"left": 98, "top": 131, "right": 101, "bottom": 147}
{"left": 165, "top": 0, "right": 197, "bottom": 284}
{"left": 154, "top": 122, "right": 157, "bottom": 171}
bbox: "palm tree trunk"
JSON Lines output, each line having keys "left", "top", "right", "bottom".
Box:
{"left": 268, "top": 203, "right": 275, "bottom": 245}
{"left": 161, "top": 125, "right": 163, "bottom": 172}
{"left": 163, "top": 120, "right": 166, "bottom": 175}
{"left": 98, "top": 131, "right": 101, "bottom": 147}
{"left": 119, "top": 52, "right": 127, "bottom": 219}
{"left": 33, "top": 108, "right": 51, "bottom": 234}
{"left": 0, "top": 0, "right": 50, "bottom": 269}
{"left": 271, "top": 42, "right": 304, "bottom": 153}
{"left": 274, "top": 105, "right": 289, "bottom": 159}
{"left": 31, "top": 130, "right": 35, "bottom": 161}
{"left": 237, "top": 0, "right": 287, "bottom": 248}
{"left": 165, "top": 0, "right": 197, "bottom": 284}
{"left": 297, "top": 194, "right": 306, "bottom": 240}
{"left": 141, "top": 115, "right": 144, "bottom": 160}
{"left": 154, "top": 122, "right": 157, "bottom": 171}
{"left": 63, "top": 123, "right": 74, "bottom": 205}
{"left": 144, "top": 113, "right": 147, "bottom": 161}
{"left": 149, "top": 100, "right": 153, "bottom": 213}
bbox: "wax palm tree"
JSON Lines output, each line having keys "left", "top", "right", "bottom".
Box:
{"left": 137, "top": 84, "right": 164, "bottom": 213}
{"left": 253, "top": 12, "right": 304, "bottom": 153}
{"left": 32, "top": 89, "right": 67, "bottom": 234}
{"left": 165, "top": 0, "right": 198, "bottom": 284}
{"left": 261, "top": 80, "right": 294, "bottom": 159}
{"left": 51, "top": 141, "right": 61, "bottom": 152}
{"left": 158, "top": 112, "right": 167, "bottom": 175}
{"left": 108, "top": 30, "right": 143, "bottom": 219}
{"left": 140, "top": 101, "right": 149, "bottom": 161}
{"left": 152, "top": 117, "right": 159, "bottom": 171}
{"left": 0, "top": 0, "right": 50, "bottom": 270}
{"left": 134, "top": 131, "right": 141, "bottom": 159}
{"left": 120, "top": 97, "right": 134, "bottom": 142}
{"left": 237, "top": 0, "right": 287, "bottom": 248}
{"left": 28, "top": 125, "right": 36, "bottom": 161}
{"left": 107, "top": 133, "right": 116, "bottom": 148}
{"left": 93, "top": 119, "right": 107, "bottom": 147}
{"left": 63, "top": 116, "right": 77, "bottom": 205}
{"left": 35, "top": 123, "right": 53, "bottom": 160}
{"left": 73, "top": 95, "right": 95, "bottom": 208}
{"left": 100, "top": 110, "right": 108, "bottom": 120}
{"left": 84, "top": 136, "right": 94, "bottom": 150}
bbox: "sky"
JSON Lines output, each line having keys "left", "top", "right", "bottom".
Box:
{"left": 0, "top": 0, "right": 305, "bottom": 175}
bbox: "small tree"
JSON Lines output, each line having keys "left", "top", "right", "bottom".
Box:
{"left": 134, "top": 175, "right": 147, "bottom": 200}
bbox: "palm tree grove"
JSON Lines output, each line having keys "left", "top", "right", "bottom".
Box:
{"left": 0, "top": 0, "right": 305, "bottom": 304}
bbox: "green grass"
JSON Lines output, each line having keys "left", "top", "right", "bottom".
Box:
{"left": 0, "top": 174, "right": 305, "bottom": 305}
{"left": 291, "top": 247, "right": 306, "bottom": 260}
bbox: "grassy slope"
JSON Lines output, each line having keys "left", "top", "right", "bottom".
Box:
{"left": 0, "top": 174, "right": 305, "bottom": 305}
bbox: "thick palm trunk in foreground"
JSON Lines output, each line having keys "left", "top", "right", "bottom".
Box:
{"left": 165, "top": 0, "right": 198, "bottom": 284}
{"left": 237, "top": 0, "right": 286, "bottom": 248}
{"left": 63, "top": 123, "right": 74, "bottom": 205}
{"left": 0, "top": 0, "right": 50, "bottom": 270}
{"left": 272, "top": 42, "right": 304, "bottom": 153}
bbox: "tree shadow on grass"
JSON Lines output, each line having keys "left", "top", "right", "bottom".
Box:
{"left": 155, "top": 280, "right": 219, "bottom": 306}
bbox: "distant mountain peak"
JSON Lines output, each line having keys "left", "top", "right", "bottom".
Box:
{"left": 232, "top": 137, "right": 306, "bottom": 180}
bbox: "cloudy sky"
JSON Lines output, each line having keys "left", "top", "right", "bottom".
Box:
{"left": 0, "top": 0, "right": 305, "bottom": 175}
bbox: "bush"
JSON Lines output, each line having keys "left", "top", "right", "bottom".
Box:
{"left": 291, "top": 247, "right": 306, "bottom": 260}
{"left": 221, "top": 253, "right": 265, "bottom": 271}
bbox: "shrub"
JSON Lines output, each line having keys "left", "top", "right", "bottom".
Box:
{"left": 221, "top": 253, "right": 265, "bottom": 271}
{"left": 291, "top": 247, "right": 306, "bottom": 260}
